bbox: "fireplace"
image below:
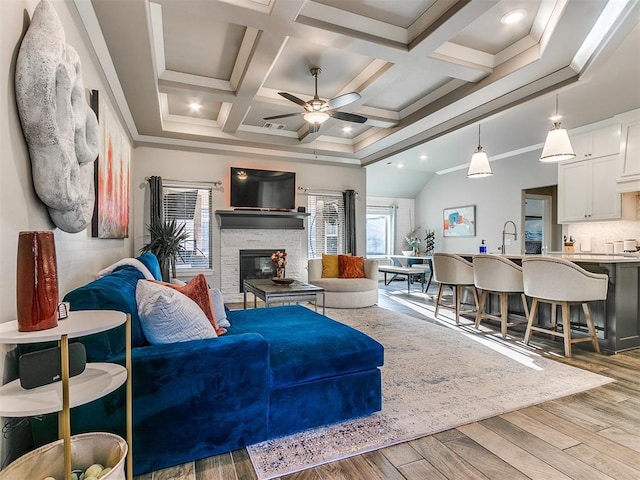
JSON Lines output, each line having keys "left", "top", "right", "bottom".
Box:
{"left": 239, "top": 249, "right": 284, "bottom": 292}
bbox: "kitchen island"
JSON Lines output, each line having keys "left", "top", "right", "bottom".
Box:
{"left": 458, "top": 253, "right": 640, "bottom": 354}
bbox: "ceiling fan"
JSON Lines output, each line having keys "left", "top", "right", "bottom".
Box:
{"left": 264, "top": 67, "right": 367, "bottom": 133}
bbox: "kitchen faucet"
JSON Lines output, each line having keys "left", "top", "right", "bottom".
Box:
{"left": 501, "top": 220, "right": 518, "bottom": 254}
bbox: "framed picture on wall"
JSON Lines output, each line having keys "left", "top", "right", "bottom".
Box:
{"left": 90, "top": 90, "right": 131, "bottom": 238}
{"left": 443, "top": 205, "right": 476, "bottom": 237}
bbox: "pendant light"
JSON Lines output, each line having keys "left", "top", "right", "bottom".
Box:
{"left": 467, "top": 124, "right": 493, "bottom": 178}
{"left": 540, "top": 95, "right": 575, "bottom": 162}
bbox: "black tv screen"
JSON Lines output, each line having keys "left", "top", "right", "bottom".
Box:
{"left": 230, "top": 167, "right": 296, "bottom": 210}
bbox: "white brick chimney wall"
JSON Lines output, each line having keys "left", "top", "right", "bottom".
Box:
{"left": 220, "top": 228, "right": 307, "bottom": 302}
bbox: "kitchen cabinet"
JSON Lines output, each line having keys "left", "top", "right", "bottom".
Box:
{"left": 570, "top": 124, "right": 620, "bottom": 160}
{"left": 617, "top": 114, "right": 640, "bottom": 192}
{"left": 558, "top": 155, "right": 628, "bottom": 222}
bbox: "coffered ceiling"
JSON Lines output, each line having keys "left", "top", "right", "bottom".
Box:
{"left": 75, "top": 0, "right": 640, "bottom": 196}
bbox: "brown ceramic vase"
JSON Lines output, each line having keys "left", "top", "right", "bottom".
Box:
{"left": 16, "top": 231, "right": 59, "bottom": 332}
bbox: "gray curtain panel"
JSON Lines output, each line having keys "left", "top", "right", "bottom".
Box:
{"left": 149, "top": 176, "right": 163, "bottom": 233}
{"left": 343, "top": 189, "right": 357, "bottom": 255}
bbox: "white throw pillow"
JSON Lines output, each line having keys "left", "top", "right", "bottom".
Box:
{"left": 210, "top": 288, "right": 231, "bottom": 328}
{"left": 136, "top": 280, "right": 217, "bottom": 345}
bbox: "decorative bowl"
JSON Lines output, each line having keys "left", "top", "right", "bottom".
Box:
{"left": 401, "top": 250, "right": 415, "bottom": 257}
{"left": 272, "top": 277, "right": 294, "bottom": 285}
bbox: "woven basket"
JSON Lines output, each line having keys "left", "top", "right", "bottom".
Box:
{"left": 0, "top": 432, "right": 127, "bottom": 480}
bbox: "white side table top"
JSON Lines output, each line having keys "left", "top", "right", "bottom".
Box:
{"left": 0, "top": 363, "right": 127, "bottom": 417}
{"left": 0, "top": 310, "right": 126, "bottom": 344}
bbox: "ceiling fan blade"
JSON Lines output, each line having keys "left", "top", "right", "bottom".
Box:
{"left": 278, "top": 92, "right": 308, "bottom": 107}
{"left": 330, "top": 111, "right": 367, "bottom": 124}
{"left": 326, "top": 92, "right": 361, "bottom": 110}
{"left": 263, "top": 112, "right": 302, "bottom": 120}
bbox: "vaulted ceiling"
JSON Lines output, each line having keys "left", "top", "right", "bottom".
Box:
{"left": 76, "top": 0, "right": 640, "bottom": 196}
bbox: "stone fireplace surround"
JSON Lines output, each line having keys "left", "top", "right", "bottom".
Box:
{"left": 220, "top": 228, "right": 307, "bottom": 302}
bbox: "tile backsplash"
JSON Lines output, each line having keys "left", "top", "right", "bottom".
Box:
{"left": 566, "top": 194, "right": 640, "bottom": 252}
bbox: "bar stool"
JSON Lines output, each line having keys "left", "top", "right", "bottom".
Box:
{"left": 433, "top": 253, "right": 479, "bottom": 324}
{"left": 522, "top": 256, "right": 607, "bottom": 357}
{"left": 473, "top": 254, "right": 529, "bottom": 338}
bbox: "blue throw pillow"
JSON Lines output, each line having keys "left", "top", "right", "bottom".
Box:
{"left": 136, "top": 252, "right": 162, "bottom": 281}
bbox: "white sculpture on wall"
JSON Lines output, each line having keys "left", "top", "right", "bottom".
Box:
{"left": 15, "top": 0, "right": 100, "bottom": 233}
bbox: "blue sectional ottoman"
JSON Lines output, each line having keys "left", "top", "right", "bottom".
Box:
{"left": 50, "top": 257, "right": 384, "bottom": 475}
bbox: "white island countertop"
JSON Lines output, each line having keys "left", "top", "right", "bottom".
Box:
{"left": 467, "top": 252, "right": 640, "bottom": 263}
{"left": 537, "top": 252, "right": 640, "bottom": 263}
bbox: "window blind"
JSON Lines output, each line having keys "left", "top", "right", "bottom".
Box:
{"left": 307, "top": 194, "right": 346, "bottom": 258}
{"left": 162, "top": 184, "right": 212, "bottom": 270}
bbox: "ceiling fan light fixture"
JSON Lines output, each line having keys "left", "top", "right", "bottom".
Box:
{"left": 304, "top": 111, "right": 330, "bottom": 124}
{"left": 467, "top": 125, "right": 493, "bottom": 178}
{"left": 540, "top": 95, "right": 575, "bottom": 163}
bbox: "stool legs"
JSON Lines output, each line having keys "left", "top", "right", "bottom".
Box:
{"left": 455, "top": 285, "right": 461, "bottom": 324}
{"left": 520, "top": 294, "right": 530, "bottom": 320}
{"left": 435, "top": 284, "right": 478, "bottom": 325}
{"left": 582, "top": 303, "right": 601, "bottom": 353}
{"left": 476, "top": 291, "right": 527, "bottom": 339}
{"left": 524, "top": 298, "right": 538, "bottom": 346}
{"left": 435, "top": 284, "right": 445, "bottom": 318}
{"left": 474, "top": 290, "right": 488, "bottom": 329}
{"left": 561, "top": 301, "right": 572, "bottom": 357}
{"left": 524, "top": 298, "right": 600, "bottom": 357}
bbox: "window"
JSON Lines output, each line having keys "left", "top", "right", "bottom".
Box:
{"left": 307, "top": 194, "right": 345, "bottom": 258}
{"left": 366, "top": 206, "right": 395, "bottom": 256}
{"left": 163, "top": 183, "right": 212, "bottom": 271}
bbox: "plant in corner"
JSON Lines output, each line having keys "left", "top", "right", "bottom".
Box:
{"left": 140, "top": 218, "right": 190, "bottom": 281}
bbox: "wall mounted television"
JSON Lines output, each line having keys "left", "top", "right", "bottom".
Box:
{"left": 230, "top": 167, "right": 296, "bottom": 210}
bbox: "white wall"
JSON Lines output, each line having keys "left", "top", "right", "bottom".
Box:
{"left": 1, "top": 0, "right": 134, "bottom": 322}
{"left": 131, "top": 147, "right": 367, "bottom": 289}
{"left": 415, "top": 151, "right": 559, "bottom": 255}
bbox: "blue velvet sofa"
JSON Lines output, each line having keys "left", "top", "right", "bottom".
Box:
{"left": 52, "top": 255, "right": 383, "bottom": 475}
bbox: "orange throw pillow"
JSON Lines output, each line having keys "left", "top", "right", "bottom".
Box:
{"left": 321, "top": 254, "right": 339, "bottom": 278}
{"left": 338, "top": 255, "right": 365, "bottom": 278}
{"left": 151, "top": 274, "right": 226, "bottom": 335}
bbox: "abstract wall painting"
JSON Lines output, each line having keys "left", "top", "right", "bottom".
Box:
{"left": 91, "top": 90, "right": 131, "bottom": 238}
{"left": 443, "top": 205, "right": 476, "bottom": 237}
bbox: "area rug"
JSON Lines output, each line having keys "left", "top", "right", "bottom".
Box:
{"left": 247, "top": 306, "right": 613, "bottom": 479}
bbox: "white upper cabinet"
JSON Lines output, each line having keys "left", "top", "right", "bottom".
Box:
{"left": 558, "top": 155, "right": 622, "bottom": 222}
{"left": 570, "top": 124, "right": 621, "bottom": 160}
{"left": 617, "top": 110, "right": 640, "bottom": 192}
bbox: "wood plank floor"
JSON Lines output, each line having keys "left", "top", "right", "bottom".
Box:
{"left": 135, "top": 281, "right": 640, "bottom": 480}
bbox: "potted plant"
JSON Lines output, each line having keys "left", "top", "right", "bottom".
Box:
{"left": 403, "top": 226, "right": 421, "bottom": 256}
{"left": 140, "top": 218, "right": 190, "bottom": 281}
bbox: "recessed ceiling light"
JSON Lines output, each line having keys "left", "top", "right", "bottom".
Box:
{"left": 419, "top": 154, "right": 428, "bottom": 160}
{"left": 501, "top": 9, "right": 527, "bottom": 25}
{"left": 397, "top": 163, "right": 404, "bottom": 169}
{"left": 342, "top": 126, "right": 353, "bottom": 133}
{"left": 189, "top": 102, "right": 202, "bottom": 111}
